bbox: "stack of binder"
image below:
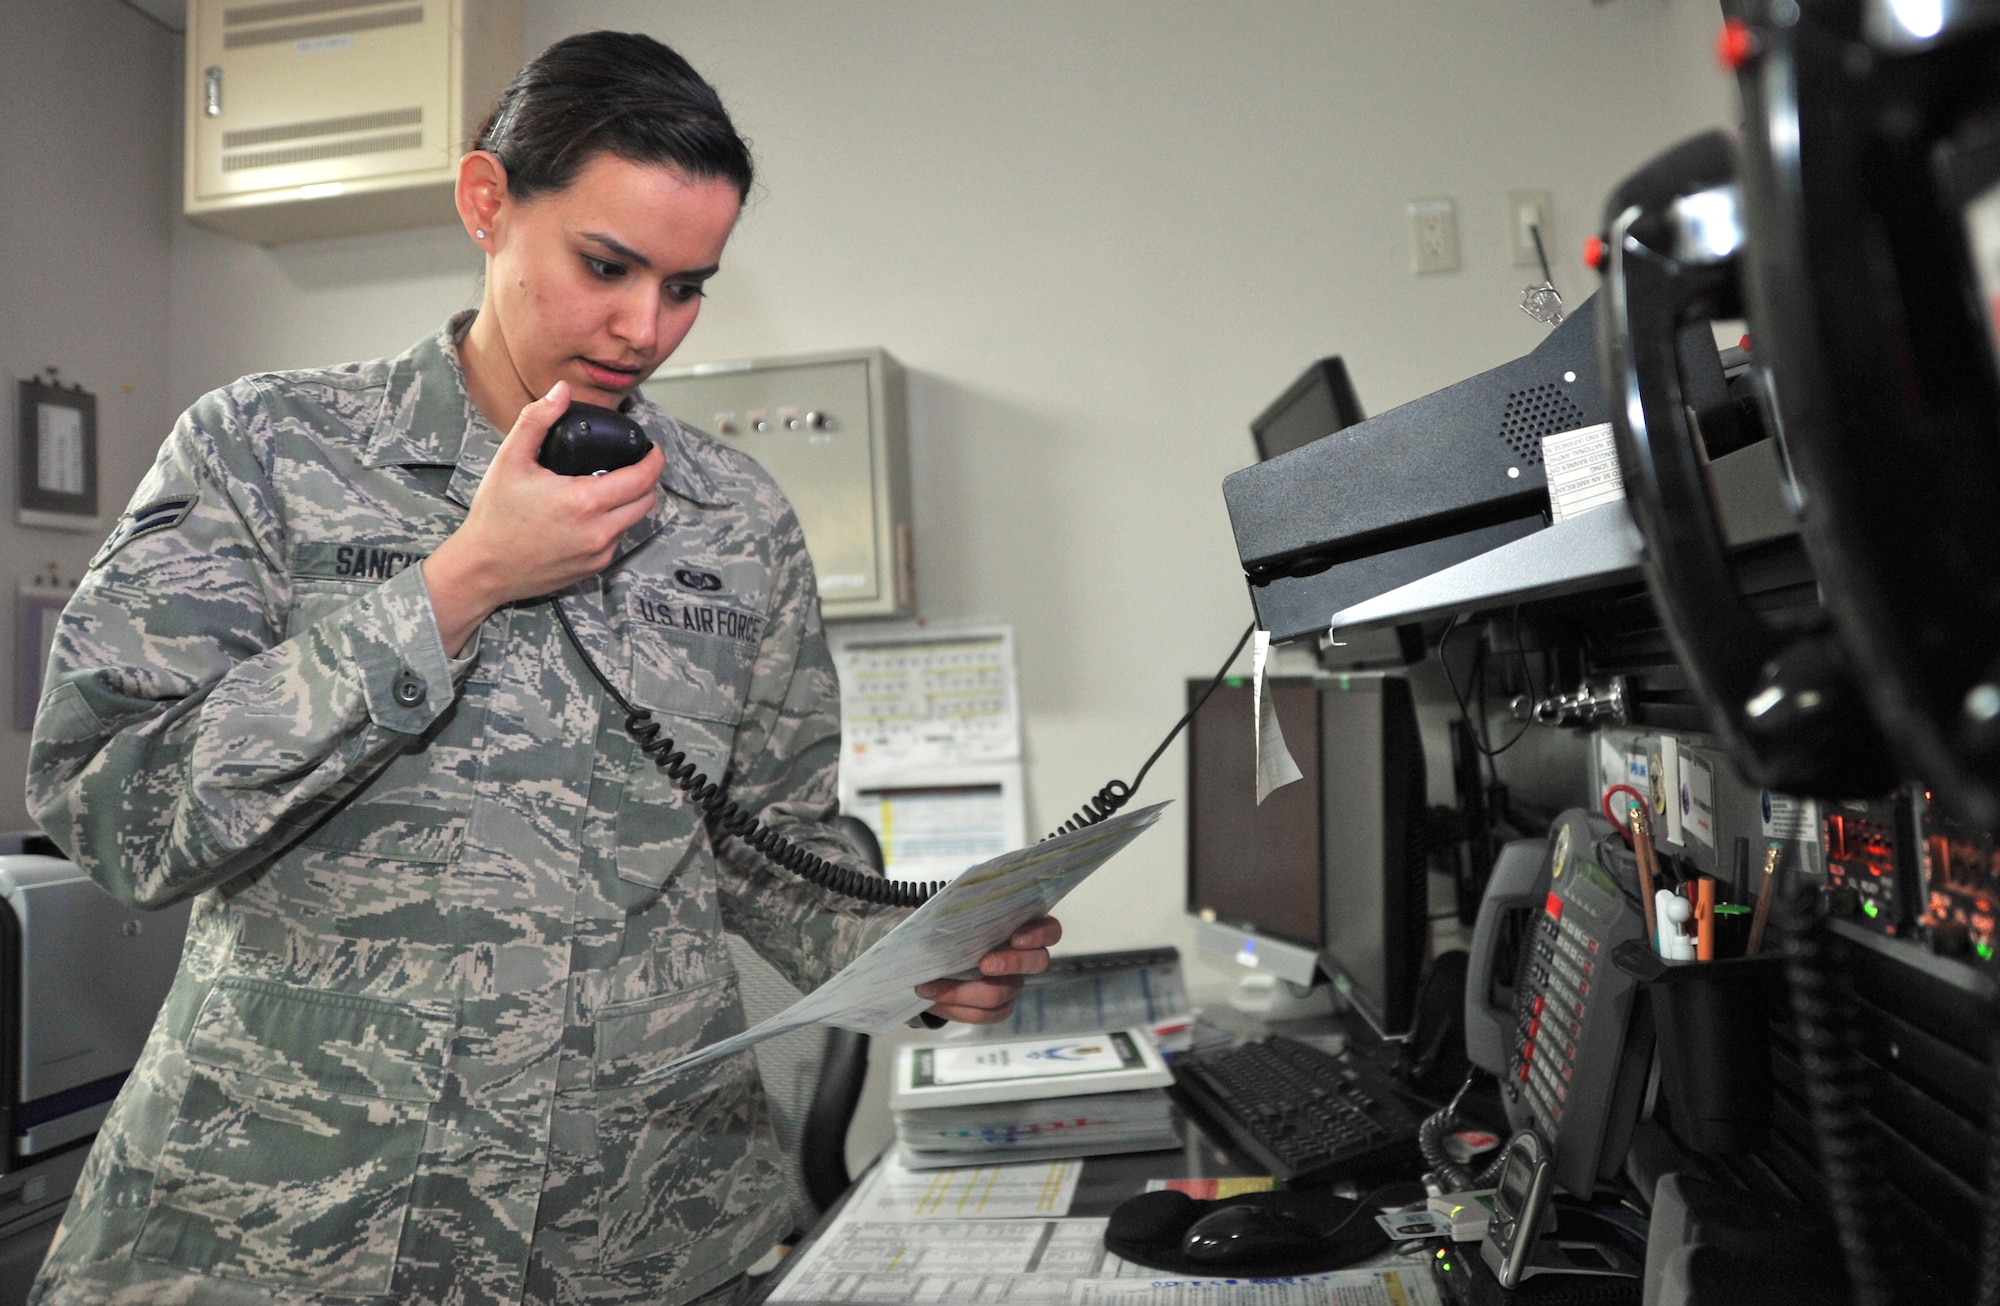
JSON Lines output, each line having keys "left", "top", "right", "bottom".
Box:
{"left": 891, "top": 1028, "right": 1179, "bottom": 1169}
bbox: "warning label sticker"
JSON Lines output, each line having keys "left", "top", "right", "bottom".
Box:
{"left": 1542, "top": 422, "right": 1626, "bottom": 523}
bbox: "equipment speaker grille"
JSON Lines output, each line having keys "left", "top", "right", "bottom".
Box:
{"left": 1497, "top": 383, "right": 1586, "bottom": 467}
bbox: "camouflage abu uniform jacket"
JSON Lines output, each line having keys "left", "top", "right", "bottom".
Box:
{"left": 25, "top": 314, "right": 901, "bottom": 1305}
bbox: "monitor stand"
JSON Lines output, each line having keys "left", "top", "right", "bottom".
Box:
{"left": 1227, "top": 973, "right": 1335, "bottom": 1020}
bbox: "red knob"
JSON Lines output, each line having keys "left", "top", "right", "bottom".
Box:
{"left": 1718, "top": 19, "right": 1760, "bottom": 71}
{"left": 1584, "top": 235, "right": 1607, "bottom": 272}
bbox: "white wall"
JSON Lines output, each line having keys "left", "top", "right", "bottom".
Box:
{"left": 149, "top": 2, "right": 1738, "bottom": 998}
{"left": 1, "top": 0, "right": 178, "bottom": 832}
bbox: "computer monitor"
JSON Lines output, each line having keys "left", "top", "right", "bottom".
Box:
{"left": 1316, "top": 675, "right": 1428, "bottom": 1039}
{"left": 1186, "top": 677, "right": 1325, "bottom": 986}
{"left": 1185, "top": 674, "right": 1428, "bottom": 1035}
{"left": 1250, "top": 356, "right": 1365, "bottom": 462}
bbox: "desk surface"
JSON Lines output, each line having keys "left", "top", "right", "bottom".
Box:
{"left": 745, "top": 1102, "right": 1255, "bottom": 1305}
{"left": 750, "top": 1008, "right": 1414, "bottom": 1303}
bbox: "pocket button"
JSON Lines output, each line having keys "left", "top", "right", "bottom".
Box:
{"left": 392, "top": 671, "right": 426, "bottom": 707}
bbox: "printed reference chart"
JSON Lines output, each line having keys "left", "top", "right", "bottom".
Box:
{"left": 844, "top": 1157, "right": 1083, "bottom": 1222}
{"left": 767, "top": 1214, "right": 1440, "bottom": 1305}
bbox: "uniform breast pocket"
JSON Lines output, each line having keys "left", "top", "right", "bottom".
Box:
{"left": 591, "top": 972, "right": 784, "bottom": 1276}
{"left": 612, "top": 612, "right": 759, "bottom": 899}
{"left": 135, "top": 978, "right": 449, "bottom": 1296}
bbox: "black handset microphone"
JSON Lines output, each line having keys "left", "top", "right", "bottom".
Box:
{"left": 538, "top": 401, "right": 654, "bottom": 476}
{"left": 542, "top": 405, "right": 1257, "bottom": 906}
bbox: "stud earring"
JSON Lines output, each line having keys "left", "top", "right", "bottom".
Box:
{"left": 474, "top": 228, "right": 486, "bottom": 240}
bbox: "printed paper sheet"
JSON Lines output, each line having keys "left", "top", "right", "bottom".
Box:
{"left": 648, "top": 804, "right": 1167, "bottom": 1080}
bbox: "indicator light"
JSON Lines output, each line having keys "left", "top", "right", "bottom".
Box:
{"left": 1584, "top": 235, "right": 1607, "bottom": 271}
{"left": 1717, "top": 19, "right": 1761, "bottom": 70}
{"left": 1863, "top": 900, "right": 1881, "bottom": 919}
{"left": 1980, "top": 941, "right": 1994, "bottom": 960}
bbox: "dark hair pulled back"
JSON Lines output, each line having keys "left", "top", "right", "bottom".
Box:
{"left": 474, "top": 31, "right": 753, "bottom": 203}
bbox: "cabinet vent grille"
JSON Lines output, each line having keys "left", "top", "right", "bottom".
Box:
{"left": 224, "top": 106, "right": 421, "bottom": 150}
{"left": 224, "top": 4, "right": 422, "bottom": 49}
{"left": 224, "top": 130, "right": 422, "bottom": 172}
{"left": 226, "top": 0, "right": 404, "bottom": 23}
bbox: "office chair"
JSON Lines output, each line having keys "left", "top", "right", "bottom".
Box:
{"left": 725, "top": 814, "right": 883, "bottom": 1232}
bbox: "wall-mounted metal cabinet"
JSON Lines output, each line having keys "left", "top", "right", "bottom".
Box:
{"left": 184, "top": 0, "right": 520, "bottom": 246}
{"left": 644, "top": 349, "right": 914, "bottom": 622}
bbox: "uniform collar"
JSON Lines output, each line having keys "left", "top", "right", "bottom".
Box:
{"left": 365, "top": 313, "right": 730, "bottom": 515}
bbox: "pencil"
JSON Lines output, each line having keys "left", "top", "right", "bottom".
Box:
{"left": 1631, "top": 801, "right": 1661, "bottom": 954}
{"left": 1745, "top": 843, "right": 1782, "bottom": 957}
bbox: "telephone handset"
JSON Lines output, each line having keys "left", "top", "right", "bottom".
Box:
{"left": 1479, "top": 1127, "right": 1643, "bottom": 1291}
{"left": 537, "top": 401, "right": 655, "bottom": 476}
{"left": 540, "top": 401, "right": 1256, "bottom": 907}
{"left": 1464, "top": 837, "right": 1551, "bottom": 1081}
{"left": 1463, "top": 810, "right": 1655, "bottom": 1199}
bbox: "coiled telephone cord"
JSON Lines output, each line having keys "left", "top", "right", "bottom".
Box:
{"left": 554, "top": 596, "right": 1253, "bottom": 907}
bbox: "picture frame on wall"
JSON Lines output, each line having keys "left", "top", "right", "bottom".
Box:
{"left": 17, "top": 377, "right": 99, "bottom": 532}
{"left": 14, "top": 577, "right": 73, "bottom": 732}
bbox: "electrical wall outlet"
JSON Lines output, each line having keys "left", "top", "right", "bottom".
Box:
{"left": 1508, "top": 189, "right": 1555, "bottom": 268}
{"left": 1408, "top": 199, "right": 1460, "bottom": 274}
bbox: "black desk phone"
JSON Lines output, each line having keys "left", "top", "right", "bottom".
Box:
{"left": 1465, "top": 811, "right": 1655, "bottom": 1198}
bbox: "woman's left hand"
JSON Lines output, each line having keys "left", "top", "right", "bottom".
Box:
{"left": 914, "top": 916, "right": 1063, "bottom": 1024}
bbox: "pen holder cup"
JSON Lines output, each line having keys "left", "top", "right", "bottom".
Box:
{"left": 1612, "top": 941, "right": 1785, "bottom": 1153}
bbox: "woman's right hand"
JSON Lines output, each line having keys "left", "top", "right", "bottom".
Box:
{"left": 423, "top": 381, "right": 665, "bottom": 655}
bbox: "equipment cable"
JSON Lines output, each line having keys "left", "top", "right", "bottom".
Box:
{"left": 553, "top": 595, "right": 1256, "bottom": 908}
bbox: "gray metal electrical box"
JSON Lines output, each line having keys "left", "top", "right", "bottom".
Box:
{"left": 644, "top": 348, "right": 914, "bottom": 621}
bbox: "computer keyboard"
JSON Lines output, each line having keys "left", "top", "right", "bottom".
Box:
{"left": 1171, "top": 1035, "right": 1425, "bottom": 1181}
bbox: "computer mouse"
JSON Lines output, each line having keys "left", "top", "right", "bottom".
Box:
{"left": 1179, "top": 1202, "right": 1323, "bottom": 1266}
{"left": 539, "top": 401, "right": 653, "bottom": 476}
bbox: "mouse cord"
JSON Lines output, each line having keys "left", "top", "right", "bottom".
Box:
{"left": 1315, "top": 1181, "right": 1427, "bottom": 1242}
{"left": 553, "top": 596, "right": 1256, "bottom": 906}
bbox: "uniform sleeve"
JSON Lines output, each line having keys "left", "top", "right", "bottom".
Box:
{"left": 714, "top": 507, "right": 904, "bottom": 992}
{"left": 27, "top": 382, "right": 477, "bottom": 908}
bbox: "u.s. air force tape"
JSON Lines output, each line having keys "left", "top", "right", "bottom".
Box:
{"left": 89, "top": 494, "right": 198, "bottom": 570}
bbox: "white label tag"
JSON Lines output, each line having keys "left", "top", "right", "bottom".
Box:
{"left": 1682, "top": 751, "right": 1716, "bottom": 849}
{"left": 1661, "top": 735, "right": 1684, "bottom": 846}
{"left": 1251, "top": 630, "right": 1303, "bottom": 804}
{"left": 1761, "top": 791, "right": 1820, "bottom": 842}
{"left": 1542, "top": 422, "right": 1625, "bottom": 523}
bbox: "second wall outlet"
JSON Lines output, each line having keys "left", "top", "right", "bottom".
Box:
{"left": 1508, "top": 189, "right": 1555, "bottom": 268}
{"left": 1408, "top": 199, "right": 1460, "bottom": 274}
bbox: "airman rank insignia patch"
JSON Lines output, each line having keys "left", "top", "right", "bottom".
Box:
{"left": 89, "top": 494, "right": 198, "bottom": 570}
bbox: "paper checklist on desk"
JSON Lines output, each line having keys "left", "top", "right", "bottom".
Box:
{"left": 647, "top": 803, "right": 1168, "bottom": 1080}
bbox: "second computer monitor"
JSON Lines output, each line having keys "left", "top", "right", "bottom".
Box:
{"left": 1317, "top": 675, "right": 1427, "bottom": 1039}
{"left": 1185, "top": 674, "right": 1427, "bottom": 1036}
{"left": 1249, "top": 356, "right": 1365, "bottom": 462}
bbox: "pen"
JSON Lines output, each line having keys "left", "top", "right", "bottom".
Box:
{"left": 1745, "top": 843, "right": 1782, "bottom": 957}
{"left": 1695, "top": 878, "right": 1714, "bottom": 961}
{"left": 1630, "top": 801, "right": 1662, "bottom": 955}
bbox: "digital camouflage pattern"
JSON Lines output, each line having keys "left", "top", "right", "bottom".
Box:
{"left": 26, "top": 314, "right": 903, "bottom": 1305}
